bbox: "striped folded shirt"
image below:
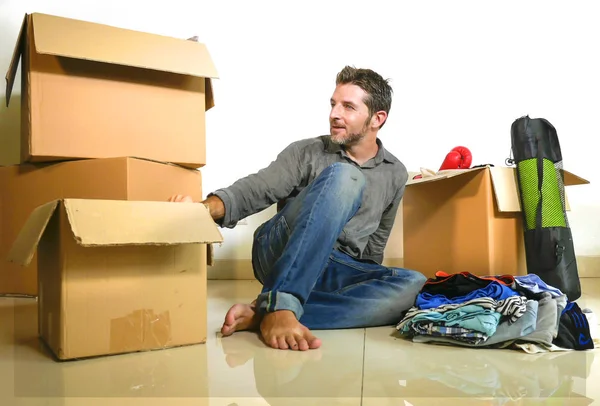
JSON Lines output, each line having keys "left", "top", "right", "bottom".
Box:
{"left": 396, "top": 295, "right": 528, "bottom": 331}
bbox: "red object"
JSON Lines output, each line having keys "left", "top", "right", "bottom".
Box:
{"left": 439, "top": 146, "right": 472, "bottom": 170}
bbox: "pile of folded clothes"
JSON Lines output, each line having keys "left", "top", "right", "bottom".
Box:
{"left": 396, "top": 271, "right": 599, "bottom": 353}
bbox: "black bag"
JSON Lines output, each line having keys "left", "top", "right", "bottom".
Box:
{"left": 510, "top": 115, "right": 581, "bottom": 301}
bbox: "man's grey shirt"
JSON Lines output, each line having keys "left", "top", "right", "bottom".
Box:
{"left": 210, "top": 135, "right": 408, "bottom": 264}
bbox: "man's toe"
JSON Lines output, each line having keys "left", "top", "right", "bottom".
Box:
{"left": 277, "top": 337, "right": 289, "bottom": 350}
{"left": 286, "top": 336, "right": 299, "bottom": 351}
{"left": 308, "top": 337, "right": 322, "bottom": 349}
{"left": 297, "top": 338, "right": 310, "bottom": 351}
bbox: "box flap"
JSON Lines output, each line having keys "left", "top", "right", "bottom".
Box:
{"left": 30, "top": 13, "right": 219, "bottom": 81}
{"left": 563, "top": 170, "right": 590, "bottom": 186}
{"left": 5, "top": 14, "right": 28, "bottom": 107}
{"left": 406, "top": 167, "right": 486, "bottom": 186}
{"left": 186, "top": 35, "right": 215, "bottom": 110}
{"left": 489, "top": 167, "right": 521, "bottom": 212}
{"left": 207, "top": 244, "right": 215, "bottom": 266}
{"left": 490, "top": 167, "right": 589, "bottom": 213}
{"left": 7, "top": 200, "right": 60, "bottom": 266}
{"left": 62, "top": 199, "right": 223, "bottom": 247}
{"left": 205, "top": 79, "right": 215, "bottom": 110}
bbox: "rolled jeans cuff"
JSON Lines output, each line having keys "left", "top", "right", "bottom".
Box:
{"left": 256, "top": 291, "right": 304, "bottom": 320}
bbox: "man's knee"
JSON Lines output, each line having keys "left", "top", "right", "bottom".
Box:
{"left": 412, "top": 271, "right": 427, "bottom": 286}
{"left": 406, "top": 271, "right": 427, "bottom": 295}
{"left": 321, "top": 162, "right": 366, "bottom": 200}
{"left": 324, "top": 162, "right": 365, "bottom": 183}
{"left": 392, "top": 269, "right": 427, "bottom": 292}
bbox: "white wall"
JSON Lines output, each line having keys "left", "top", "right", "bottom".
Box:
{"left": 1, "top": 0, "right": 599, "bottom": 260}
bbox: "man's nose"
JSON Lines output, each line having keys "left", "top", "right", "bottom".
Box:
{"left": 330, "top": 105, "right": 341, "bottom": 120}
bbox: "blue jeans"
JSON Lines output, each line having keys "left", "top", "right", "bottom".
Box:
{"left": 251, "top": 162, "right": 427, "bottom": 330}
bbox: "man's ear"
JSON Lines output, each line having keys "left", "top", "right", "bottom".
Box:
{"left": 371, "top": 111, "right": 387, "bottom": 129}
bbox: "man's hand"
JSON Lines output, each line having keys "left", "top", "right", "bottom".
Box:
{"left": 168, "top": 195, "right": 194, "bottom": 203}
{"left": 167, "top": 194, "right": 225, "bottom": 221}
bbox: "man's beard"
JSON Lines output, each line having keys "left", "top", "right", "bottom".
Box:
{"left": 330, "top": 118, "right": 370, "bottom": 146}
{"left": 330, "top": 131, "right": 365, "bottom": 145}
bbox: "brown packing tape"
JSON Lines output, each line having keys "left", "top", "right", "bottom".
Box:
{"left": 110, "top": 309, "right": 172, "bottom": 354}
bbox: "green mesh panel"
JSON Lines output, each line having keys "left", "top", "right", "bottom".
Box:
{"left": 517, "top": 158, "right": 567, "bottom": 230}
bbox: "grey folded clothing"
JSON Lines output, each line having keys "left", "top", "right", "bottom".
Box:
{"left": 553, "top": 294, "right": 568, "bottom": 337}
{"left": 502, "top": 292, "right": 562, "bottom": 349}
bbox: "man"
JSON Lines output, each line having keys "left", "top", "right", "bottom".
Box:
{"left": 169, "top": 66, "right": 427, "bottom": 351}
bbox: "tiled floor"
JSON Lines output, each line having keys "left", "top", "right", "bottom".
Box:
{"left": 1, "top": 278, "right": 599, "bottom": 406}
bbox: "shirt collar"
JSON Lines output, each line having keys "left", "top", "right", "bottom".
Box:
{"left": 322, "top": 136, "right": 394, "bottom": 167}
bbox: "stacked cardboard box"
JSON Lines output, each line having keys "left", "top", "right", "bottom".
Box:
{"left": 0, "top": 13, "right": 223, "bottom": 360}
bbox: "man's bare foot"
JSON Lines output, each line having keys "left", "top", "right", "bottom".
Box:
{"left": 260, "top": 310, "right": 322, "bottom": 351}
{"left": 221, "top": 302, "right": 261, "bottom": 336}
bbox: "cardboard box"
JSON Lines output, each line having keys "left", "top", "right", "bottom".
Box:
{"left": 0, "top": 157, "right": 204, "bottom": 296}
{"left": 402, "top": 166, "right": 589, "bottom": 278}
{"left": 4, "top": 12, "right": 218, "bottom": 168}
{"left": 8, "top": 199, "right": 223, "bottom": 360}
{"left": 12, "top": 295, "right": 210, "bottom": 397}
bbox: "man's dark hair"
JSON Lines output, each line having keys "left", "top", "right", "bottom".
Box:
{"left": 335, "top": 66, "right": 393, "bottom": 128}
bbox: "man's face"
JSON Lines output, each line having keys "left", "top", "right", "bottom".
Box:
{"left": 329, "top": 84, "right": 372, "bottom": 145}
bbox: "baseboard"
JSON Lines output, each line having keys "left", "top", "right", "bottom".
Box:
{"left": 208, "top": 256, "right": 600, "bottom": 280}
{"left": 577, "top": 256, "right": 600, "bottom": 278}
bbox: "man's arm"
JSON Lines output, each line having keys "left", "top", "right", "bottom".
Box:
{"left": 363, "top": 184, "right": 405, "bottom": 264}
{"left": 207, "top": 142, "right": 305, "bottom": 228}
{"left": 173, "top": 36, "right": 305, "bottom": 223}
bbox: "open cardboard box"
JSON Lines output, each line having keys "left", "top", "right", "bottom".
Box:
{"left": 4, "top": 12, "right": 218, "bottom": 168}
{"left": 402, "top": 166, "right": 589, "bottom": 278}
{"left": 0, "top": 157, "right": 205, "bottom": 296}
{"left": 8, "top": 199, "right": 223, "bottom": 361}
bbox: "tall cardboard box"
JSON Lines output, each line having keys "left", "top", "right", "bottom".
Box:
{"left": 0, "top": 157, "right": 204, "bottom": 296}
{"left": 402, "top": 166, "right": 589, "bottom": 278}
{"left": 8, "top": 199, "right": 223, "bottom": 360}
{"left": 4, "top": 12, "right": 218, "bottom": 168}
